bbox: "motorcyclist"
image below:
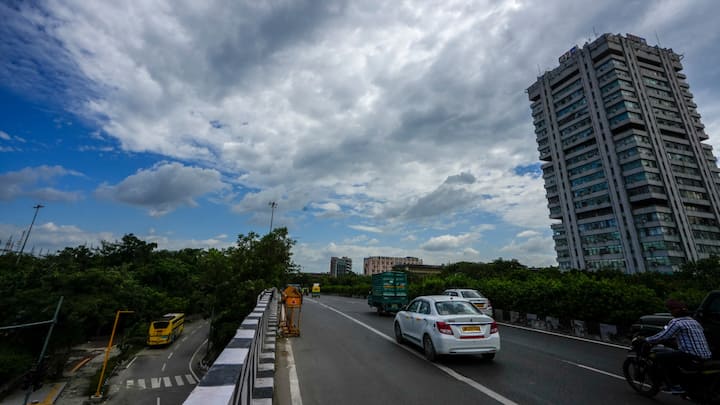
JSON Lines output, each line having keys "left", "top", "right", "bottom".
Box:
{"left": 643, "top": 298, "right": 712, "bottom": 394}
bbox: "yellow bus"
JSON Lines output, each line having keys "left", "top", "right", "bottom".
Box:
{"left": 147, "top": 313, "right": 185, "bottom": 346}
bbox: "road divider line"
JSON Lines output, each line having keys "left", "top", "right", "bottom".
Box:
{"left": 125, "top": 356, "right": 137, "bottom": 370}
{"left": 497, "top": 322, "right": 629, "bottom": 350}
{"left": 310, "top": 299, "right": 518, "bottom": 405}
{"left": 188, "top": 336, "right": 207, "bottom": 382}
{"left": 561, "top": 360, "right": 624, "bottom": 380}
{"left": 286, "top": 338, "right": 303, "bottom": 405}
{"left": 168, "top": 352, "right": 174, "bottom": 359}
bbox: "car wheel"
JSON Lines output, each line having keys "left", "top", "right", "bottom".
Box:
{"left": 394, "top": 322, "right": 404, "bottom": 344}
{"left": 423, "top": 335, "right": 437, "bottom": 362}
{"left": 482, "top": 353, "right": 495, "bottom": 361}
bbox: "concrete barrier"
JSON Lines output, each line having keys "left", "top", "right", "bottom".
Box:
{"left": 495, "top": 308, "right": 628, "bottom": 344}
{"left": 184, "top": 288, "right": 278, "bottom": 405}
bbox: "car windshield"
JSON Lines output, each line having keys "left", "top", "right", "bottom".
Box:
{"left": 435, "top": 301, "right": 481, "bottom": 315}
{"left": 460, "top": 290, "right": 484, "bottom": 299}
{"left": 153, "top": 321, "right": 170, "bottom": 329}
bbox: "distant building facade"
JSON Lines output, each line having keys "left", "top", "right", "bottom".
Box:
{"left": 527, "top": 33, "right": 720, "bottom": 273}
{"left": 392, "top": 263, "right": 443, "bottom": 276}
{"left": 364, "top": 256, "right": 422, "bottom": 275}
{"left": 330, "top": 256, "right": 352, "bottom": 277}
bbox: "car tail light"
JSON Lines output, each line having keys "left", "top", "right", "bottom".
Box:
{"left": 436, "top": 321, "right": 453, "bottom": 335}
{"left": 490, "top": 321, "right": 498, "bottom": 334}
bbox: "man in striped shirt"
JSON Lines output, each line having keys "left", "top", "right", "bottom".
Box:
{"left": 645, "top": 299, "right": 712, "bottom": 393}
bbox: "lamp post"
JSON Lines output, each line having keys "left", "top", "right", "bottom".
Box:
{"left": 268, "top": 201, "right": 277, "bottom": 233}
{"left": 92, "top": 310, "right": 134, "bottom": 399}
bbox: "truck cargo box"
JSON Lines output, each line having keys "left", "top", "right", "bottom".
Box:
{"left": 367, "top": 271, "right": 408, "bottom": 315}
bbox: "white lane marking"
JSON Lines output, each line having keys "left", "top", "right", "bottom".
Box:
{"left": 163, "top": 377, "right": 172, "bottom": 387}
{"left": 151, "top": 378, "right": 162, "bottom": 388}
{"left": 126, "top": 356, "right": 137, "bottom": 369}
{"left": 138, "top": 379, "right": 146, "bottom": 389}
{"left": 168, "top": 352, "right": 174, "bottom": 359}
{"left": 286, "top": 339, "right": 303, "bottom": 405}
{"left": 188, "top": 335, "right": 208, "bottom": 383}
{"left": 156, "top": 397, "right": 160, "bottom": 405}
{"left": 561, "top": 360, "right": 625, "bottom": 380}
{"left": 161, "top": 363, "right": 166, "bottom": 372}
{"left": 126, "top": 380, "right": 134, "bottom": 388}
{"left": 185, "top": 374, "right": 196, "bottom": 384}
{"left": 182, "top": 337, "right": 187, "bottom": 342}
{"left": 497, "top": 322, "right": 629, "bottom": 350}
{"left": 312, "top": 299, "right": 518, "bottom": 405}
{"left": 175, "top": 375, "right": 185, "bottom": 386}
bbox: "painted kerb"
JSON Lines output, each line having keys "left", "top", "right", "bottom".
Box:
{"left": 184, "top": 288, "right": 278, "bottom": 405}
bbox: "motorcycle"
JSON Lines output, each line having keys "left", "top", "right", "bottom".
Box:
{"left": 623, "top": 337, "right": 720, "bottom": 403}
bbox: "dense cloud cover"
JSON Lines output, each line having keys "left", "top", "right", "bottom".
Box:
{"left": 1, "top": 0, "right": 719, "bottom": 270}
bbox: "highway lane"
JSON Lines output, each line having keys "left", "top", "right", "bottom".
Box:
{"left": 286, "top": 295, "right": 686, "bottom": 405}
{"left": 106, "top": 319, "right": 209, "bottom": 405}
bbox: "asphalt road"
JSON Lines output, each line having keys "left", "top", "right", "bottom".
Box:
{"left": 105, "top": 319, "right": 209, "bottom": 405}
{"left": 282, "top": 295, "right": 686, "bottom": 405}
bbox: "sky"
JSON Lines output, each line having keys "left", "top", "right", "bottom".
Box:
{"left": 2, "top": 0, "right": 720, "bottom": 273}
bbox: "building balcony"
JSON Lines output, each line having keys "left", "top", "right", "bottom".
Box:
{"left": 590, "top": 38, "right": 623, "bottom": 62}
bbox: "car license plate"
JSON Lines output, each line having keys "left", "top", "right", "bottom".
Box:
{"left": 474, "top": 303, "right": 485, "bottom": 308}
{"left": 462, "top": 326, "right": 481, "bottom": 332}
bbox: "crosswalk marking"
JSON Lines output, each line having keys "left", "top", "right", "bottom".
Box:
{"left": 121, "top": 375, "right": 197, "bottom": 390}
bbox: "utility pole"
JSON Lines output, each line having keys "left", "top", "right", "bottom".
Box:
{"left": 16, "top": 204, "right": 44, "bottom": 265}
{"left": 268, "top": 201, "right": 277, "bottom": 234}
{"left": 10, "top": 296, "right": 63, "bottom": 405}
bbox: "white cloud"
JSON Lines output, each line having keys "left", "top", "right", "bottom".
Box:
{"left": 517, "top": 230, "right": 541, "bottom": 238}
{"left": 0, "top": 165, "right": 84, "bottom": 201}
{"left": 0, "top": 130, "right": 10, "bottom": 140}
{"left": 420, "top": 233, "right": 478, "bottom": 251}
{"left": 3, "top": 1, "right": 720, "bottom": 268}
{"left": 349, "top": 224, "right": 383, "bottom": 233}
{"left": 500, "top": 233, "right": 557, "bottom": 267}
{"left": 95, "top": 162, "right": 228, "bottom": 216}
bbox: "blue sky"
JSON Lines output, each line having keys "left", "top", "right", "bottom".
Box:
{"left": 2, "top": 1, "right": 720, "bottom": 273}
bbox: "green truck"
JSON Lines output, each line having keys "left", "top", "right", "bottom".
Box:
{"left": 367, "top": 271, "right": 408, "bottom": 315}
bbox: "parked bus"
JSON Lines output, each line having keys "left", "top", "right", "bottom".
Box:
{"left": 147, "top": 313, "right": 185, "bottom": 346}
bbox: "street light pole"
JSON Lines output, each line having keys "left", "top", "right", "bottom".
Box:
{"left": 268, "top": 201, "right": 277, "bottom": 234}
{"left": 16, "top": 204, "right": 44, "bottom": 265}
{"left": 93, "top": 310, "right": 134, "bottom": 399}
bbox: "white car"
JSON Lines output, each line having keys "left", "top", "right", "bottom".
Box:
{"left": 394, "top": 295, "right": 500, "bottom": 361}
{"left": 443, "top": 288, "right": 493, "bottom": 317}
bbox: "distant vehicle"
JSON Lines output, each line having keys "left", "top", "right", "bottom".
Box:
{"left": 147, "top": 313, "right": 185, "bottom": 346}
{"left": 443, "top": 288, "right": 493, "bottom": 317}
{"left": 311, "top": 283, "right": 321, "bottom": 298}
{"left": 367, "top": 271, "right": 408, "bottom": 314}
{"left": 394, "top": 295, "right": 500, "bottom": 361}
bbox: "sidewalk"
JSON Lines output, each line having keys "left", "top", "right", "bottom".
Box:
{"left": 0, "top": 342, "right": 110, "bottom": 405}
{"left": 0, "top": 382, "right": 67, "bottom": 405}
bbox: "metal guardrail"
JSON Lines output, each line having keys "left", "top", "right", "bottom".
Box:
{"left": 184, "top": 288, "right": 278, "bottom": 405}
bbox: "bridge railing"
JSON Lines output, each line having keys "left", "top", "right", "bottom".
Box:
{"left": 184, "top": 288, "right": 278, "bottom": 405}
